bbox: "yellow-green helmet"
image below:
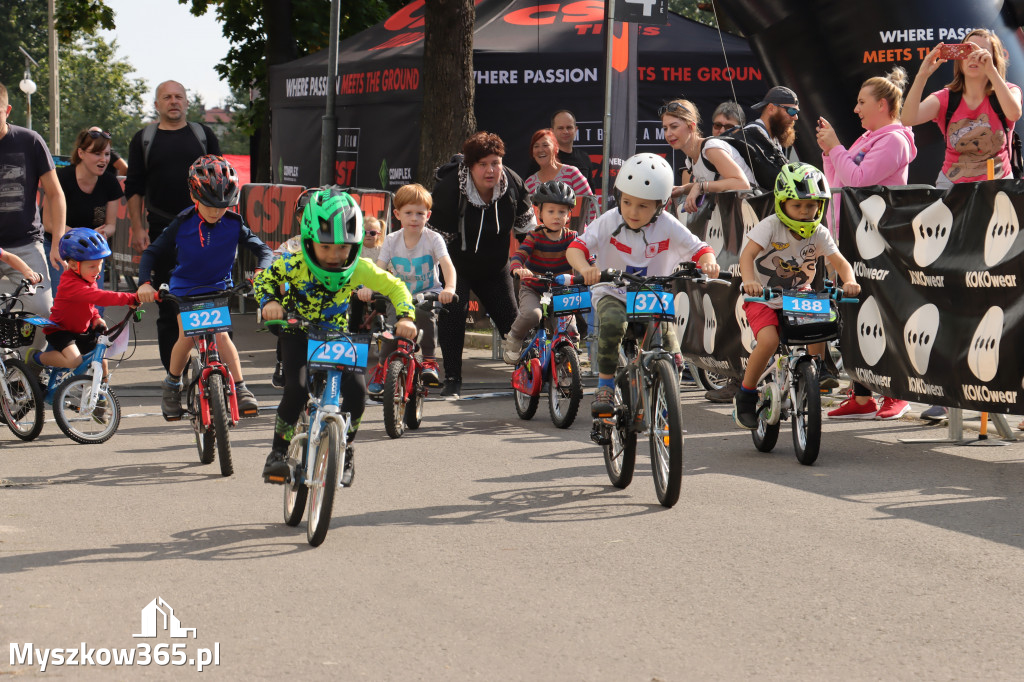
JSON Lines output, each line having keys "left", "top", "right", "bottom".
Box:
{"left": 774, "top": 163, "right": 830, "bottom": 239}
{"left": 300, "top": 187, "right": 363, "bottom": 291}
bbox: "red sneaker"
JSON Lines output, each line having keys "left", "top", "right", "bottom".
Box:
{"left": 875, "top": 397, "right": 910, "bottom": 420}
{"left": 420, "top": 358, "right": 442, "bottom": 388}
{"left": 827, "top": 396, "right": 878, "bottom": 419}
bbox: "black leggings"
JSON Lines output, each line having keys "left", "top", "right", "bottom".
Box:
{"left": 437, "top": 264, "right": 518, "bottom": 379}
{"left": 277, "top": 332, "right": 366, "bottom": 434}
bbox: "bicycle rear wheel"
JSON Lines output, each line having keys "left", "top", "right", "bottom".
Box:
{"left": 548, "top": 344, "right": 582, "bottom": 429}
{"left": 207, "top": 373, "right": 234, "bottom": 476}
{"left": 649, "top": 358, "right": 683, "bottom": 508}
{"left": 52, "top": 377, "right": 120, "bottom": 444}
{"left": 1, "top": 358, "right": 44, "bottom": 441}
{"left": 306, "top": 420, "right": 340, "bottom": 547}
{"left": 792, "top": 361, "right": 822, "bottom": 465}
{"left": 383, "top": 359, "right": 408, "bottom": 439}
{"left": 602, "top": 373, "right": 636, "bottom": 489}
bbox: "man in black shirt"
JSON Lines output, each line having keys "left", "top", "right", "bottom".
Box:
{"left": 124, "top": 80, "right": 220, "bottom": 370}
{"left": 527, "top": 110, "right": 595, "bottom": 192}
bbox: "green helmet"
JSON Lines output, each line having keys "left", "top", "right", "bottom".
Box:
{"left": 774, "top": 163, "right": 830, "bottom": 239}
{"left": 300, "top": 187, "right": 363, "bottom": 291}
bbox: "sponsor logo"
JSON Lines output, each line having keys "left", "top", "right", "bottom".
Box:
{"left": 740, "top": 200, "right": 759, "bottom": 237}
{"left": 853, "top": 367, "right": 892, "bottom": 388}
{"left": 672, "top": 292, "right": 690, "bottom": 337}
{"left": 734, "top": 294, "right": 753, "bottom": 353}
{"left": 644, "top": 239, "right": 670, "bottom": 258}
{"left": 961, "top": 385, "right": 1018, "bottom": 403}
{"left": 705, "top": 206, "right": 725, "bottom": 255}
{"left": 908, "top": 270, "right": 945, "bottom": 287}
{"left": 853, "top": 261, "right": 889, "bottom": 281}
{"left": 967, "top": 306, "right": 1003, "bottom": 383}
{"left": 908, "top": 377, "right": 945, "bottom": 396}
{"left": 702, "top": 293, "right": 717, "bottom": 353}
{"left": 984, "top": 191, "right": 1019, "bottom": 267}
{"left": 856, "top": 296, "right": 886, "bottom": 366}
{"left": 903, "top": 304, "right": 939, "bottom": 375}
{"left": 855, "top": 194, "right": 888, "bottom": 260}
{"left": 911, "top": 199, "right": 953, "bottom": 267}
{"left": 964, "top": 271, "right": 1017, "bottom": 287}
{"left": 283, "top": 165, "right": 300, "bottom": 181}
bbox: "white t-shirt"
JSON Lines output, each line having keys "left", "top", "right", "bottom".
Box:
{"left": 378, "top": 227, "right": 449, "bottom": 294}
{"left": 572, "top": 208, "right": 710, "bottom": 304}
{"left": 692, "top": 138, "right": 756, "bottom": 186}
{"left": 742, "top": 214, "right": 839, "bottom": 309}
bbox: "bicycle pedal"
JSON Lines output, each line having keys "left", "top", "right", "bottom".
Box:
{"left": 590, "top": 428, "right": 610, "bottom": 446}
{"left": 240, "top": 407, "right": 260, "bottom": 417}
{"left": 162, "top": 414, "right": 183, "bottom": 422}
{"left": 264, "top": 474, "right": 287, "bottom": 485}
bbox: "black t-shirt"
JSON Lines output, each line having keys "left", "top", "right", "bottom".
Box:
{"left": 123, "top": 123, "right": 220, "bottom": 231}
{"left": 57, "top": 164, "right": 124, "bottom": 228}
{"left": 527, "top": 147, "right": 595, "bottom": 191}
{"left": 0, "top": 124, "right": 55, "bottom": 248}
{"left": 105, "top": 150, "right": 123, "bottom": 177}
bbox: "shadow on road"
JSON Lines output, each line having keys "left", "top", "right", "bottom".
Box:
{"left": 1, "top": 462, "right": 228, "bottom": 488}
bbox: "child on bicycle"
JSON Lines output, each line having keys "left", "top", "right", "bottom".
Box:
{"left": 734, "top": 162, "right": 860, "bottom": 429}
{"left": 566, "top": 153, "right": 720, "bottom": 417}
{"left": 33, "top": 228, "right": 138, "bottom": 382}
{"left": 503, "top": 180, "right": 579, "bottom": 364}
{"left": 358, "top": 183, "right": 455, "bottom": 392}
{"left": 136, "top": 155, "right": 273, "bottom": 420}
{"left": 255, "top": 187, "right": 416, "bottom": 486}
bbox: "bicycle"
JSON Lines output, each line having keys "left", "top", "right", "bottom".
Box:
{"left": 264, "top": 313, "right": 364, "bottom": 547}
{"left": 0, "top": 278, "right": 47, "bottom": 440}
{"left": 369, "top": 291, "right": 458, "bottom": 439}
{"left": 510, "top": 273, "right": 584, "bottom": 428}
{"left": 33, "top": 306, "right": 143, "bottom": 444}
{"left": 159, "top": 282, "right": 255, "bottom": 477}
{"left": 572, "top": 263, "right": 709, "bottom": 508}
{"left": 742, "top": 282, "right": 858, "bottom": 465}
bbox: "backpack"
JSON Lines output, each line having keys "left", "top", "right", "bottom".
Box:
{"left": 699, "top": 123, "right": 789, "bottom": 190}
{"left": 140, "top": 121, "right": 208, "bottom": 169}
{"left": 943, "top": 90, "right": 1023, "bottom": 180}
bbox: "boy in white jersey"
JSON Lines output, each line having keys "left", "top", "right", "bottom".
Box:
{"left": 734, "top": 163, "right": 860, "bottom": 429}
{"left": 566, "top": 153, "right": 720, "bottom": 417}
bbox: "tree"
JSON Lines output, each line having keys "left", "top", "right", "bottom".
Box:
{"left": 218, "top": 85, "right": 254, "bottom": 155}
{"left": 417, "top": 0, "right": 476, "bottom": 189}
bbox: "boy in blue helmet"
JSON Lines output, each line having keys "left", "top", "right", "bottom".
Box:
{"left": 254, "top": 187, "right": 416, "bottom": 486}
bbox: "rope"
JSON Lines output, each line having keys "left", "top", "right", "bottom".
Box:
{"left": 709, "top": 1, "right": 757, "bottom": 175}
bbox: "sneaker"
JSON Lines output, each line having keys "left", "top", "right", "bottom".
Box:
{"left": 876, "top": 397, "right": 911, "bottom": 421}
{"left": 236, "top": 386, "right": 259, "bottom": 416}
{"left": 340, "top": 445, "right": 355, "bottom": 487}
{"left": 271, "top": 362, "right": 285, "bottom": 389}
{"left": 262, "top": 449, "right": 290, "bottom": 483}
{"left": 161, "top": 380, "right": 183, "bottom": 420}
{"left": 367, "top": 363, "right": 387, "bottom": 396}
{"left": 591, "top": 385, "right": 615, "bottom": 418}
{"left": 421, "top": 358, "right": 442, "bottom": 387}
{"left": 92, "top": 394, "right": 109, "bottom": 425}
{"left": 705, "top": 379, "right": 739, "bottom": 403}
{"left": 819, "top": 371, "right": 840, "bottom": 391}
{"left": 827, "top": 396, "right": 878, "bottom": 419}
{"left": 733, "top": 390, "right": 758, "bottom": 429}
{"left": 672, "top": 353, "right": 685, "bottom": 370}
{"left": 25, "top": 350, "right": 44, "bottom": 381}
{"left": 502, "top": 335, "right": 523, "bottom": 365}
{"left": 439, "top": 377, "right": 461, "bottom": 399}
{"left": 920, "top": 404, "right": 948, "bottom": 421}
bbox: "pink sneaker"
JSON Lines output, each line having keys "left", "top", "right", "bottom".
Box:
{"left": 827, "top": 397, "right": 878, "bottom": 419}
{"left": 875, "top": 397, "right": 910, "bottom": 420}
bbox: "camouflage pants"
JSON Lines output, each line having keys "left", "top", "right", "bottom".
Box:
{"left": 595, "top": 295, "right": 678, "bottom": 376}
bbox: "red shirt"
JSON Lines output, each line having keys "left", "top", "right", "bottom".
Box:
{"left": 46, "top": 269, "right": 139, "bottom": 335}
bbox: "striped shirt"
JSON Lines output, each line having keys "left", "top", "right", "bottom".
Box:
{"left": 511, "top": 228, "right": 578, "bottom": 292}
{"left": 525, "top": 165, "right": 598, "bottom": 225}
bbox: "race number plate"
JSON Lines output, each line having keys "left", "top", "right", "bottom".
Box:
{"left": 781, "top": 291, "right": 830, "bottom": 318}
{"left": 626, "top": 284, "right": 675, "bottom": 320}
{"left": 307, "top": 333, "right": 370, "bottom": 373}
{"left": 552, "top": 285, "right": 592, "bottom": 314}
{"left": 179, "top": 299, "right": 231, "bottom": 336}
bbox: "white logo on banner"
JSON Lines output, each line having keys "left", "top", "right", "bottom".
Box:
{"left": 133, "top": 597, "right": 197, "bottom": 639}
{"left": 984, "top": 191, "right": 1019, "bottom": 267}
{"left": 734, "top": 294, "right": 753, "bottom": 352}
{"left": 855, "top": 194, "right": 888, "bottom": 260}
{"left": 911, "top": 199, "right": 954, "bottom": 267}
{"left": 967, "top": 306, "right": 1003, "bottom": 382}
{"left": 706, "top": 205, "right": 725, "bottom": 256}
{"left": 857, "top": 296, "right": 886, "bottom": 366}
{"left": 673, "top": 292, "right": 690, "bottom": 339}
{"left": 903, "top": 304, "right": 939, "bottom": 375}
{"left": 702, "top": 293, "right": 717, "bottom": 353}
{"left": 740, "top": 200, "right": 759, "bottom": 237}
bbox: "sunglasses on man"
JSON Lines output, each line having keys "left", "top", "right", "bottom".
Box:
{"left": 778, "top": 106, "right": 799, "bottom": 117}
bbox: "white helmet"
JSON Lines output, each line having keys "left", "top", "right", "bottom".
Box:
{"left": 615, "top": 153, "right": 674, "bottom": 203}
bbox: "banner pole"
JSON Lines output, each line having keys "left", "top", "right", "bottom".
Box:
{"left": 600, "top": 3, "right": 615, "bottom": 213}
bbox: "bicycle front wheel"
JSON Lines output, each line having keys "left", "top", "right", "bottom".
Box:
{"left": 283, "top": 411, "right": 310, "bottom": 527}
{"left": 383, "top": 359, "right": 408, "bottom": 439}
{"left": 2, "top": 358, "right": 44, "bottom": 441}
{"left": 602, "top": 373, "right": 636, "bottom": 489}
{"left": 53, "top": 377, "right": 120, "bottom": 444}
{"left": 183, "top": 357, "right": 214, "bottom": 464}
{"left": 548, "top": 344, "right": 582, "bottom": 429}
{"left": 792, "top": 361, "right": 822, "bottom": 466}
{"left": 306, "top": 420, "right": 340, "bottom": 547}
{"left": 404, "top": 377, "right": 424, "bottom": 430}
{"left": 207, "top": 373, "right": 234, "bottom": 476}
{"left": 649, "top": 358, "right": 683, "bottom": 508}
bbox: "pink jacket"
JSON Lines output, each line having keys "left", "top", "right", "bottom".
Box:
{"left": 822, "top": 123, "right": 917, "bottom": 188}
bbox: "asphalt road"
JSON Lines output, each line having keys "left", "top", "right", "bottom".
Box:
{"left": 3, "top": 311, "right": 1024, "bottom": 680}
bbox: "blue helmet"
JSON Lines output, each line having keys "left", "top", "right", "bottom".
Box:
{"left": 59, "top": 228, "right": 111, "bottom": 261}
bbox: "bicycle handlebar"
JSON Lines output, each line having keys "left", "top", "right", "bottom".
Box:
{"left": 157, "top": 281, "right": 253, "bottom": 306}
{"left": 368, "top": 291, "right": 459, "bottom": 308}
{"left": 554, "top": 263, "right": 719, "bottom": 287}
{"left": 743, "top": 285, "right": 859, "bottom": 304}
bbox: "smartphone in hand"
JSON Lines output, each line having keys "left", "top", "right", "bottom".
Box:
{"left": 938, "top": 43, "right": 977, "bottom": 60}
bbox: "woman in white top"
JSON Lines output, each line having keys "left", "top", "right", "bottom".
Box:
{"left": 660, "top": 98, "right": 752, "bottom": 214}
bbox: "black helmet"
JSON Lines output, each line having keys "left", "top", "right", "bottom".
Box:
{"left": 530, "top": 180, "right": 576, "bottom": 208}
{"left": 188, "top": 154, "right": 239, "bottom": 208}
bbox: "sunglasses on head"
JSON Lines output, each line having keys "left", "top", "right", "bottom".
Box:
{"left": 657, "top": 102, "right": 690, "bottom": 117}
{"left": 87, "top": 130, "right": 111, "bottom": 140}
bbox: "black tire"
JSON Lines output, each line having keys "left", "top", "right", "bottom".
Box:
{"left": 548, "top": 344, "right": 582, "bottom": 429}
{"left": 792, "top": 360, "right": 822, "bottom": 465}
{"left": 513, "top": 359, "right": 540, "bottom": 421}
{"left": 183, "top": 358, "right": 214, "bottom": 464}
{"left": 695, "top": 367, "right": 726, "bottom": 392}
{"left": 52, "top": 377, "right": 121, "bottom": 444}
{"left": 602, "top": 372, "right": 636, "bottom": 489}
{"left": 207, "top": 373, "right": 234, "bottom": 477}
{"left": 404, "top": 376, "right": 423, "bottom": 430}
{"left": 752, "top": 382, "right": 781, "bottom": 453}
{"left": 383, "top": 359, "right": 408, "bottom": 439}
{"left": 283, "top": 411, "right": 309, "bottom": 527}
{"left": 649, "top": 358, "right": 683, "bottom": 508}
{"left": 2, "top": 358, "right": 44, "bottom": 441}
{"left": 306, "top": 420, "right": 340, "bottom": 547}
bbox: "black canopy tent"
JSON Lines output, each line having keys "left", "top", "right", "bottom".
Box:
{"left": 267, "top": 0, "right": 767, "bottom": 190}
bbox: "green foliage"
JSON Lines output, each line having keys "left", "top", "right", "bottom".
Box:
{"left": 668, "top": 0, "right": 718, "bottom": 28}
{"left": 217, "top": 85, "right": 252, "bottom": 155}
